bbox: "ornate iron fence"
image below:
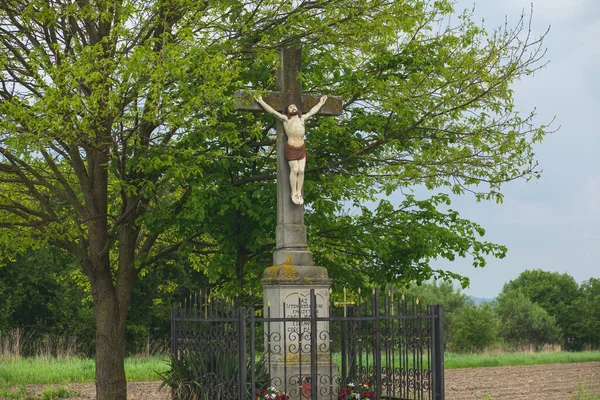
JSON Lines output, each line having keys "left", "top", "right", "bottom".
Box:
{"left": 171, "top": 288, "right": 444, "bottom": 400}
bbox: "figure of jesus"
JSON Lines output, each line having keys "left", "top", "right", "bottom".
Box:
{"left": 256, "top": 95, "right": 328, "bottom": 205}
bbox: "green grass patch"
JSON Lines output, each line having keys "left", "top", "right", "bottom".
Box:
{"left": 38, "top": 386, "right": 81, "bottom": 399}
{"left": 0, "top": 385, "right": 28, "bottom": 400}
{"left": 0, "top": 356, "right": 168, "bottom": 386}
{"left": 124, "top": 357, "right": 170, "bottom": 381}
{"left": 1, "top": 351, "right": 600, "bottom": 387}
{"left": 0, "top": 384, "right": 80, "bottom": 400}
{"left": 445, "top": 350, "right": 600, "bottom": 369}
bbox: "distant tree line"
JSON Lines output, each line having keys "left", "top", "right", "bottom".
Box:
{"left": 409, "top": 269, "right": 600, "bottom": 352}
{"left": 1, "top": 246, "right": 598, "bottom": 355}
{"left": 0, "top": 246, "right": 210, "bottom": 355}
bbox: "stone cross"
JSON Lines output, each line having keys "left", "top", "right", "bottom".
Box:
{"left": 235, "top": 47, "right": 343, "bottom": 400}
{"left": 234, "top": 47, "right": 343, "bottom": 267}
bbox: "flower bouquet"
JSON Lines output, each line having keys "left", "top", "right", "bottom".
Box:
{"left": 256, "top": 386, "right": 290, "bottom": 400}
{"left": 338, "top": 381, "right": 375, "bottom": 400}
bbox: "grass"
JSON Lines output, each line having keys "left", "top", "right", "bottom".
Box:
{"left": 1, "top": 350, "right": 599, "bottom": 387}
{"left": 0, "top": 385, "right": 80, "bottom": 399}
{"left": 0, "top": 385, "right": 28, "bottom": 400}
{"left": 0, "top": 356, "right": 169, "bottom": 386}
{"left": 445, "top": 350, "right": 600, "bottom": 369}
{"left": 329, "top": 350, "right": 600, "bottom": 371}
{"left": 38, "top": 386, "right": 81, "bottom": 400}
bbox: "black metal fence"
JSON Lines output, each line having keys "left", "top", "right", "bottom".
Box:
{"left": 171, "top": 288, "right": 444, "bottom": 400}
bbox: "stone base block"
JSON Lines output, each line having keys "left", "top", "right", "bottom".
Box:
{"left": 273, "top": 249, "right": 313, "bottom": 267}
{"left": 268, "top": 361, "right": 339, "bottom": 400}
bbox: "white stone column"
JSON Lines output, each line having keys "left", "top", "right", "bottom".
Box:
{"left": 262, "top": 267, "right": 338, "bottom": 400}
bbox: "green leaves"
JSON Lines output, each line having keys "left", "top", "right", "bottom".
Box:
{"left": 502, "top": 270, "right": 581, "bottom": 350}
{"left": 496, "top": 288, "right": 561, "bottom": 350}
{"left": 0, "top": 0, "right": 550, "bottom": 300}
{"left": 308, "top": 195, "right": 505, "bottom": 289}
{"left": 451, "top": 303, "right": 499, "bottom": 353}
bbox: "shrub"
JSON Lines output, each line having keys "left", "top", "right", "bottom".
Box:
{"left": 159, "top": 351, "right": 269, "bottom": 400}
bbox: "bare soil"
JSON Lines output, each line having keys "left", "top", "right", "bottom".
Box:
{"left": 19, "top": 362, "right": 600, "bottom": 400}
{"left": 20, "top": 382, "right": 170, "bottom": 400}
{"left": 445, "top": 361, "right": 600, "bottom": 400}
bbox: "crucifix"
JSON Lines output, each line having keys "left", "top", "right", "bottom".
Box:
{"left": 235, "top": 47, "right": 343, "bottom": 267}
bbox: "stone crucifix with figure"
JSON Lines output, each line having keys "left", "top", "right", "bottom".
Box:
{"left": 255, "top": 94, "right": 327, "bottom": 205}
{"left": 235, "top": 47, "right": 343, "bottom": 261}
{"left": 235, "top": 47, "right": 343, "bottom": 399}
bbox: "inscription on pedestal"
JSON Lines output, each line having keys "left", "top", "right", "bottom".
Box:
{"left": 264, "top": 286, "right": 331, "bottom": 359}
{"left": 284, "top": 292, "right": 325, "bottom": 334}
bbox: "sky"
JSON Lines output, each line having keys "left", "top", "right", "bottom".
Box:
{"left": 421, "top": 0, "right": 600, "bottom": 298}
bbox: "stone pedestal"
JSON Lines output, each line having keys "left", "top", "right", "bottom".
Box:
{"left": 262, "top": 262, "right": 338, "bottom": 399}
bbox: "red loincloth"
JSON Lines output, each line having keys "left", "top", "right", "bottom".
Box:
{"left": 285, "top": 142, "right": 308, "bottom": 161}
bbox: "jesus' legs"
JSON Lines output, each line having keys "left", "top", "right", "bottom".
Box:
{"left": 288, "top": 158, "right": 306, "bottom": 205}
{"left": 297, "top": 158, "right": 305, "bottom": 204}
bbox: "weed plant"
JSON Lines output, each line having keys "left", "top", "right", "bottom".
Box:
{"left": 0, "top": 328, "right": 169, "bottom": 359}
{"left": 39, "top": 386, "right": 81, "bottom": 399}
{"left": 0, "top": 384, "right": 28, "bottom": 400}
{"left": 0, "top": 329, "right": 81, "bottom": 359}
{"left": 0, "top": 384, "right": 79, "bottom": 399}
{"left": 574, "top": 382, "right": 600, "bottom": 400}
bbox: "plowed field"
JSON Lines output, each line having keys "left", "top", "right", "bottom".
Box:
{"left": 445, "top": 362, "right": 600, "bottom": 399}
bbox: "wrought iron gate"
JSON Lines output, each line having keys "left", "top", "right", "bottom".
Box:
{"left": 171, "top": 288, "right": 444, "bottom": 400}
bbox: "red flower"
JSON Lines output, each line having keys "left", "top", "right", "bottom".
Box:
{"left": 338, "top": 381, "right": 376, "bottom": 399}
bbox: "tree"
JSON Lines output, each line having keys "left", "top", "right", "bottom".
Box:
{"left": 503, "top": 270, "right": 579, "bottom": 349}
{"left": 496, "top": 288, "right": 560, "bottom": 350}
{"left": 0, "top": 243, "right": 210, "bottom": 356}
{"left": 451, "top": 303, "right": 499, "bottom": 353}
{"left": 0, "top": 1, "right": 550, "bottom": 398}
{"left": 407, "top": 280, "right": 473, "bottom": 346}
{"left": 572, "top": 278, "right": 600, "bottom": 350}
{"left": 0, "top": 246, "right": 95, "bottom": 350}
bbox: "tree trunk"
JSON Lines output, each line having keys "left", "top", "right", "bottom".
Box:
{"left": 94, "top": 282, "right": 128, "bottom": 400}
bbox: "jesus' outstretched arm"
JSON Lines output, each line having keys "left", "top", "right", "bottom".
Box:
{"left": 256, "top": 96, "right": 288, "bottom": 122}
{"left": 302, "top": 95, "right": 328, "bottom": 120}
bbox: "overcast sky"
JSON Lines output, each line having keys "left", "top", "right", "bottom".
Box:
{"left": 420, "top": 0, "right": 600, "bottom": 298}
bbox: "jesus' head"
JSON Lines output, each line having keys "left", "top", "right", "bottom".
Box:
{"left": 287, "top": 104, "right": 300, "bottom": 118}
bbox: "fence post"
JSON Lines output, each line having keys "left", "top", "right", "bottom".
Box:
{"left": 310, "top": 289, "right": 318, "bottom": 400}
{"left": 341, "top": 304, "right": 347, "bottom": 381}
{"left": 250, "top": 308, "right": 256, "bottom": 400}
{"left": 373, "top": 288, "right": 381, "bottom": 399}
{"left": 431, "top": 305, "right": 445, "bottom": 400}
{"left": 239, "top": 307, "right": 248, "bottom": 400}
{"left": 348, "top": 305, "right": 356, "bottom": 379}
{"left": 170, "top": 308, "right": 176, "bottom": 358}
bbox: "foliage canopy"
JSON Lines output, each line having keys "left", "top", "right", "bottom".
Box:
{"left": 0, "top": 0, "right": 550, "bottom": 398}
